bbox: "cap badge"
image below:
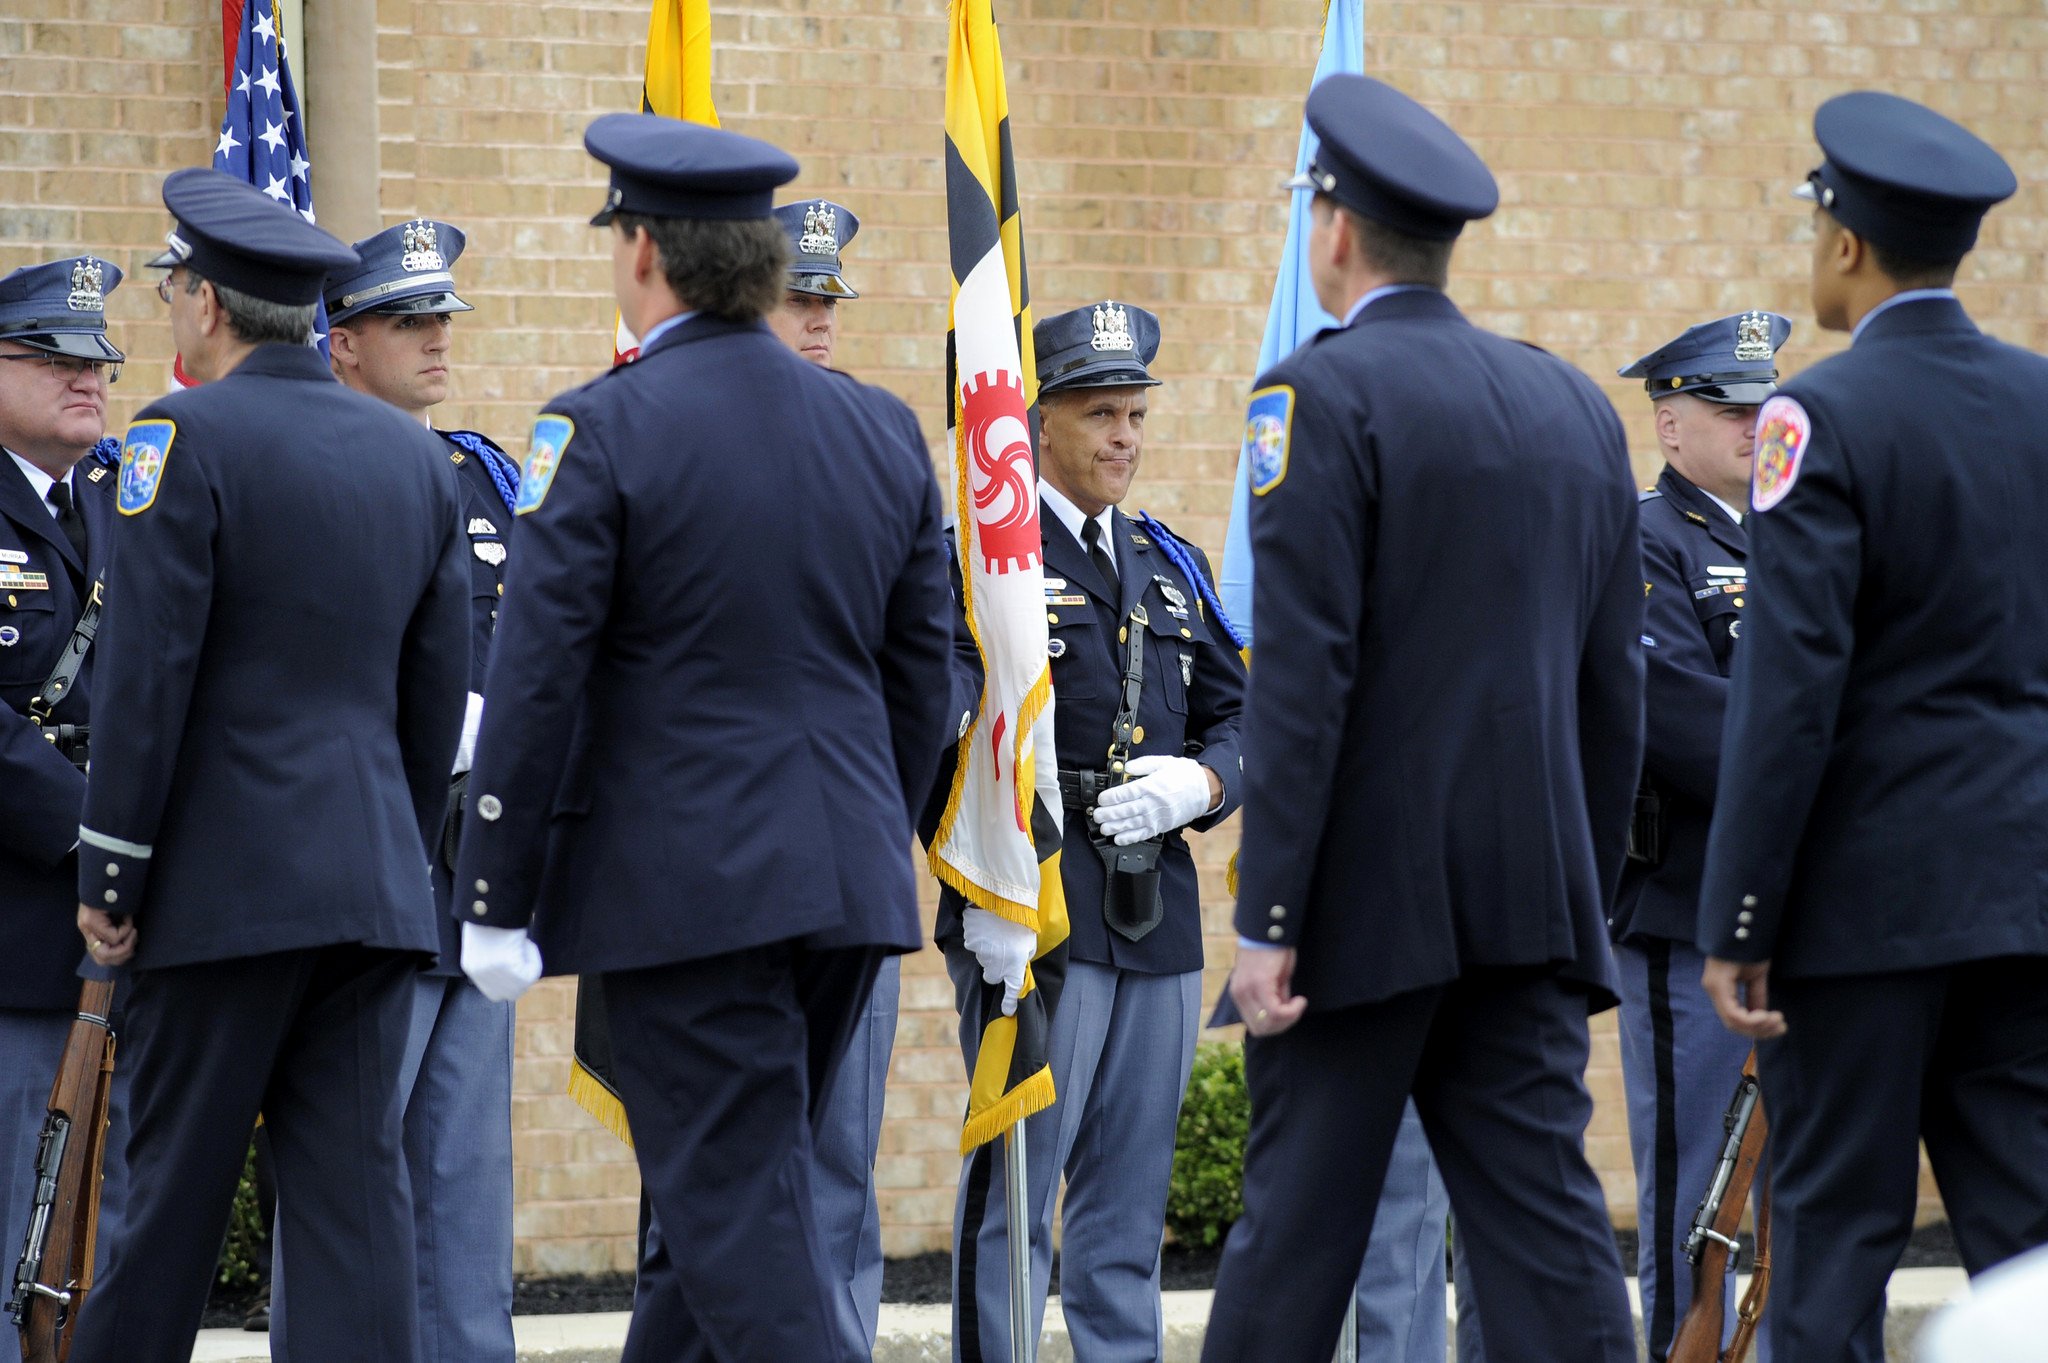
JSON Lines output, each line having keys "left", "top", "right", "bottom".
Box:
{"left": 1733, "top": 311, "right": 1775, "bottom": 363}
{"left": 799, "top": 202, "right": 838, "bottom": 256}
{"left": 401, "top": 220, "right": 446, "bottom": 273}
{"left": 66, "top": 258, "right": 105, "bottom": 312}
{"left": 1091, "top": 301, "right": 1134, "bottom": 353}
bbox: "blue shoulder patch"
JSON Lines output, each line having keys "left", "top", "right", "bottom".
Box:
{"left": 515, "top": 414, "right": 574, "bottom": 516}
{"left": 117, "top": 419, "right": 176, "bottom": 516}
{"left": 1243, "top": 385, "right": 1294, "bottom": 497}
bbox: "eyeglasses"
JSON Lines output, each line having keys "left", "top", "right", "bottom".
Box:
{"left": 0, "top": 352, "right": 120, "bottom": 386}
{"left": 156, "top": 275, "right": 177, "bottom": 304}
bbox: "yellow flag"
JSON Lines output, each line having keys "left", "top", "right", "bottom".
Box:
{"left": 934, "top": 0, "right": 1069, "bottom": 1154}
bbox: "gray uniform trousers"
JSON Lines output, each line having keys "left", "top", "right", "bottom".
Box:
{"left": 271, "top": 972, "right": 515, "bottom": 1363}
{"left": 947, "top": 953, "right": 1201, "bottom": 1363}
{"left": 812, "top": 951, "right": 899, "bottom": 1356}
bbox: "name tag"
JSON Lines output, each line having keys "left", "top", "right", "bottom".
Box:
{"left": 0, "top": 548, "right": 27, "bottom": 565}
{"left": 1048, "top": 594, "right": 1087, "bottom": 607}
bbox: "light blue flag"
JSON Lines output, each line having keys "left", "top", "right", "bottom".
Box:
{"left": 1217, "top": 0, "right": 1363, "bottom": 643}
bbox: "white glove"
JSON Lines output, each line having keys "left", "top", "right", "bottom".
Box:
{"left": 961, "top": 907, "right": 1036, "bottom": 1017}
{"left": 461, "top": 922, "right": 543, "bottom": 1003}
{"left": 451, "top": 691, "right": 485, "bottom": 776}
{"left": 1091, "top": 754, "right": 1218, "bottom": 845}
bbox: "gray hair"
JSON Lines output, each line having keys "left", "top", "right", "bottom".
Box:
{"left": 183, "top": 270, "right": 320, "bottom": 346}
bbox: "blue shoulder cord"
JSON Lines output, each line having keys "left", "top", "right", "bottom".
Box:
{"left": 444, "top": 430, "right": 519, "bottom": 516}
{"left": 1135, "top": 511, "right": 1245, "bottom": 651}
{"left": 89, "top": 437, "right": 120, "bottom": 467}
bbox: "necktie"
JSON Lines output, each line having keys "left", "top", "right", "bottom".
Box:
{"left": 48, "top": 480, "right": 87, "bottom": 563}
{"left": 1082, "top": 516, "right": 1118, "bottom": 593}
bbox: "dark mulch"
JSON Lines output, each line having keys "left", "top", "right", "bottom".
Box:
{"left": 204, "top": 1223, "right": 1964, "bottom": 1326}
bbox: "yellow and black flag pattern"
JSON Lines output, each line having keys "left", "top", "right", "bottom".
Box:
{"left": 933, "top": 0, "right": 1070, "bottom": 1155}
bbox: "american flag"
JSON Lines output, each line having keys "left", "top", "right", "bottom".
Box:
{"left": 179, "top": 0, "right": 324, "bottom": 381}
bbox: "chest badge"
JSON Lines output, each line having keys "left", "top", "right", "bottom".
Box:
{"left": 1048, "top": 637, "right": 1067, "bottom": 658}
{"left": 1154, "top": 575, "right": 1190, "bottom": 619}
{"left": 0, "top": 626, "right": 17, "bottom": 647}
{"left": 467, "top": 517, "right": 499, "bottom": 536}
{"left": 1179, "top": 652, "right": 1193, "bottom": 686}
{"left": 474, "top": 541, "right": 507, "bottom": 567}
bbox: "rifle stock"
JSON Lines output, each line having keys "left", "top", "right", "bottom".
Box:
{"left": 8, "top": 979, "right": 117, "bottom": 1363}
{"left": 1667, "top": 1049, "right": 1769, "bottom": 1363}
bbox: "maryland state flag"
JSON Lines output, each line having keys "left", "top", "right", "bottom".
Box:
{"left": 932, "top": 0, "right": 1069, "bottom": 1155}
{"left": 568, "top": 0, "right": 722, "bottom": 1146}
{"left": 610, "top": 0, "right": 720, "bottom": 365}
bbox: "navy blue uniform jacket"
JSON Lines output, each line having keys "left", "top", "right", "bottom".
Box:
{"left": 1610, "top": 468, "right": 1748, "bottom": 944}
{"left": 1, "top": 441, "right": 116, "bottom": 1009}
{"left": 1233, "top": 289, "right": 1644, "bottom": 1012}
{"left": 935, "top": 504, "right": 1247, "bottom": 976}
{"left": 1700, "top": 296, "right": 2048, "bottom": 974}
{"left": 452, "top": 316, "right": 953, "bottom": 972}
{"left": 77, "top": 344, "right": 469, "bottom": 969}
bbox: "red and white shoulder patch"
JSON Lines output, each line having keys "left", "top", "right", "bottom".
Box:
{"left": 1751, "top": 395, "right": 1810, "bottom": 514}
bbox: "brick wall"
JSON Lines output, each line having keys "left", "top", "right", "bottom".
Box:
{"left": 7, "top": 0, "right": 2037, "bottom": 1269}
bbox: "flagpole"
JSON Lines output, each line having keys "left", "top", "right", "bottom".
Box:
{"left": 1334, "top": 1299, "right": 1358, "bottom": 1363}
{"left": 1005, "top": 1122, "right": 1034, "bottom": 1363}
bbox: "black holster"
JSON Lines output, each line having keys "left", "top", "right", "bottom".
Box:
{"left": 39, "top": 724, "right": 89, "bottom": 771}
{"left": 442, "top": 771, "right": 469, "bottom": 872}
{"left": 1095, "top": 833, "right": 1165, "bottom": 942}
{"left": 1626, "top": 783, "right": 1665, "bottom": 866}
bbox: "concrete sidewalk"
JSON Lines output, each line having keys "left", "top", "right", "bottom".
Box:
{"left": 189, "top": 1267, "right": 1969, "bottom": 1361}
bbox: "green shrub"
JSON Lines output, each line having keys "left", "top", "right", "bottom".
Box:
{"left": 1166, "top": 1041, "right": 1249, "bottom": 1248}
{"left": 216, "top": 1142, "right": 267, "bottom": 1291}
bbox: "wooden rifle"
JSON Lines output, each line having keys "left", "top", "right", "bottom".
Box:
{"left": 1668, "top": 1049, "right": 1771, "bottom": 1363}
{"left": 8, "top": 979, "right": 118, "bottom": 1363}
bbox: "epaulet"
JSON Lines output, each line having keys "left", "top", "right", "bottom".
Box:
{"left": 1638, "top": 487, "right": 1663, "bottom": 502}
{"left": 88, "top": 436, "right": 121, "bottom": 468}
{"left": 1134, "top": 511, "right": 1246, "bottom": 651}
{"left": 442, "top": 429, "right": 522, "bottom": 515}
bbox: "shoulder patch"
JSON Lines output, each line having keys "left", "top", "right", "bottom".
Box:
{"left": 117, "top": 419, "right": 176, "bottom": 516}
{"left": 1751, "top": 395, "right": 1810, "bottom": 514}
{"left": 515, "top": 414, "right": 574, "bottom": 516}
{"left": 1244, "top": 384, "right": 1294, "bottom": 497}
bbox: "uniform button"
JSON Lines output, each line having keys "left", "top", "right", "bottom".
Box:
{"left": 106, "top": 863, "right": 119, "bottom": 877}
{"left": 1047, "top": 612, "right": 1059, "bottom": 625}
{"left": 490, "top": 609, "right": 498, "bottom": 620}
{"left": 1741, "top": 894, "right": 1757, "bottom": 908}
{"left": 477, "top": 794, "right": 503, "bottom": 821}
{"left": 103, "top": 889, "right": 117, "bottom": 905}
{"left": 496, "top": 584, "right": 503, "bottom": 596}
{"left": 472, "top": 900, "right": 488, "bottom": 917}
{"left": 1734, "top": 926, "right": 1751, "bottom": 941}
{"left": 1132, "top": 725, "right": 1145, "bottom": 744}
{"left": 1265, "top": 925, "right": 1284, "bottom": 941}
{"left": 475, "top": 879, "right": 489, "bottom": 894}
{"left": 1733, "top": 597, "right": 1745, "bottom": 607}
{"left": 1737, "top": 911, "right": 1753, "bottom": 925}
{"left": 1180, "top": 627, "right": 1191, "bottom": 639}
{"left": 5, "top": 595, "right": 14, "bottom": 608}
{"left": 1269, "top": 905, "right": 1285, "bottom": 921}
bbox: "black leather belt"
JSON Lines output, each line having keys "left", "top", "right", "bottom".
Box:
{"left": 1058, "top": 768, "right": 1115, "bottom": 810}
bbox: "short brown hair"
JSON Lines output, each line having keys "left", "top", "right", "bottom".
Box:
{"left": 613, "top": 213, "right": 789, "bottom": 323}
{"left": 1317, "top": 194, "right": 1456, "bottom": 290}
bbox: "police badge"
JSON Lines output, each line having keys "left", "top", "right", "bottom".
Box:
{"left": 1733, "top": 311, "right": 1776, "bottom": 363}
{"left": 798, "top": 202, "right": 837, "bottom": 257}
{"left": 401, "top": 220, "right": 446, "bottom": 273}
{"left": 1091, "top": 301, "right": 1134, "bottom": 353}
{"left": 67, "top": 258, "right": 105, "bottom": 312}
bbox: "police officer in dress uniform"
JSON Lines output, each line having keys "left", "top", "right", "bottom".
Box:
{"left": 0, "top": 257, "right": 133, "bottom": 1361}
{"left": 1698, "top": 92, "right": 2048, "bottom": 1363}
{"left": 941, "top": 301, "right": 1247, "bottom": 1363}
{"left": 67, "top": 168, "right": 470, "bottom": 1363}
{"left": 1206, "top": 75, "right": 1641, "bottom": 1363}
{"left": 449, "top": 115, "right": 953, "bottom": 1363}
{"left": 259, "top": 218, "right": 518, "bottom": 1362}
{"left": 1610, "top": 310, "right": 1798, "bottom": 1363}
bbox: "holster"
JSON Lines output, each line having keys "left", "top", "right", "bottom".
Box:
{"left": 1626, "top": 782, "right": 1665, "bottom": 866}
{"left": 442, "top": 771, "right": 469, "bottom": 872}
{"left": 1095, "top": 833, "right": 1165, "bottom": 942}
{"left": 39, "top": 724, "right": 89, "bottom": 771}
